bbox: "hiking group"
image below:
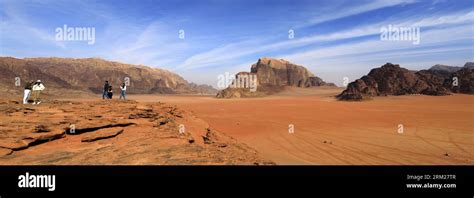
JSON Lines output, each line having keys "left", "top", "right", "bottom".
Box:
{"left": 22, "top": 80, "right": 127, "bottom": 105}
{"left": 102, "top": 81, "right": 127, "bottom": 100}
{"left": 23, "top": 80, "right": 45, "bottom": 105}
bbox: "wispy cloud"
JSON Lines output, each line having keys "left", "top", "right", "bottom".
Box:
{"left": 176, "top": 9, "right": 474, "bottom": 72}
{"left": 277, "top": 23, "right": 473, "bottom": 86}
{"left": 1, "top": 0, "right": 472, "bottom": 87}
{"left": 304, "top": 0, "right": 418, "bottom": 26}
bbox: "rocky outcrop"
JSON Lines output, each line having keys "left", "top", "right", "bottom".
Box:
{"left": 452, "top": 67, "right": 474, "bottom": 93}
{"left": 0, "top": 57, "right": 217, "bottom": 95}
{"left": 217, "top": 57, "right": 335, "bottom": 98}
{"left": 413, "top": 69, "right": 451, "bottom": 95}
{"left": 337, "top": 63, "right": 424, "bottom": 100}
{"left": 338, "top": 62, "right": 473, "bottom": 101}
{"left": 0, "top": 99, "right": 273, "bottom": 165}
{"left": 250, "top": 57, "right": 335, "bottom": 87}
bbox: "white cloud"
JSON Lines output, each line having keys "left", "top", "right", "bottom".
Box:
{"left": 176, "top": 9, "right": 474, "bottom": 72}
{"left": 305, "top": 0, "right": 417, "bottom": 26}
{"left": 277, "top": 24, "right": 473, "bottom": 86}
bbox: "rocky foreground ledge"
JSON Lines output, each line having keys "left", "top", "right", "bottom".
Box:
{"left": 0, "top": 99, "right": 273, "bottom": 165}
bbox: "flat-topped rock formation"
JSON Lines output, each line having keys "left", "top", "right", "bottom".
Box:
{"left": 217, "top": 57, "right": 335, "bottom": 98}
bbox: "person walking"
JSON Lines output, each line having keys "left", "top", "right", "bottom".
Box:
{"left": 107, "top": 86, "right": 113, "bottom": 99}
{"left": 23, "top": 80, "right": 34, "bottom": 104}
{"left": 119, "top": 82, "right": 127, "bottom": 100}
{"left": 32, "top": 80, "right": 45, "bottom": 105}
{"left": 103, "top": 81, "right": 110, "bottom": 99}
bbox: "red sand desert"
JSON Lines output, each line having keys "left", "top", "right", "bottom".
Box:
{"left": 127, "top": 87, "right": 474, "bottom": 165}
{"left": 1, "top": 87, "right": 472, "bottom": 165}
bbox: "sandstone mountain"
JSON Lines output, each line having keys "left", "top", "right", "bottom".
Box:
{"left": 216, "top": 57, "right": 335, "bottom": 98}
{"left": 337, "top": 62, "right": 473, "bottom": 101}
{"left": 251, "top": 57, "right": 334, "bottom": 87}
{"left": 0, "top": 57, "right": 217, "bottom": 96}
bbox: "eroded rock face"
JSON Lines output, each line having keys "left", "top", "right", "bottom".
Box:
{"left": 452, "top": 68, "right": 474, "bottom": 94}
{"left": 251, "top": 58, "right": 310, "bottom": 87}
{"left": 0, "top": 57, "right": 217, "bottom": 95}
{"left": 337, "top": 63, "right": 473, "bottom": 101}
{"left": 415, "top": 70, "right": 451, "bottom": 96}
{"left": 338, "top": 63, "right": 420, "bottom": 100}
{"left": 217, "top": 57, "right": 335, "bottom": 98}
{"left": 250, "top": 57, "right": 335, "bottom": 87}
{"left": 425, "top": 63, "right": 474, "bottom": 94}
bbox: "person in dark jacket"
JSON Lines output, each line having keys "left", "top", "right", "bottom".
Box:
{"left": 107, "top": 86, "right": 113, "bottom": 99}
{"left": 103, "top": 81, "right": 110, "bottom": 99}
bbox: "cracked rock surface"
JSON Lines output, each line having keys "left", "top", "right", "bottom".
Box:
{"left": 0, "top": 99, "right": 273, "bottom": 165}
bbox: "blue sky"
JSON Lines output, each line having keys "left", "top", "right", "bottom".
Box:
{"left": 1, "top": 0, "right": 473, "bottom": 87}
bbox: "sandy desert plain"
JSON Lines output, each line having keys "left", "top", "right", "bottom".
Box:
{"left": 1, "top": 86, "right": 472, "bottom": 165}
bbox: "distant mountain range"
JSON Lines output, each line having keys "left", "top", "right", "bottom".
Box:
{"left": 429, "top": 62, "right": 474, "bottom": 72}
{"left": 2, "top": 56, "right": 471, "bottom": 100}
{"left": 0, "top": 57, "right": 217, "bottom": 96}
{"left": 338, "top": 62, "right": 473, "bottom": 100}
